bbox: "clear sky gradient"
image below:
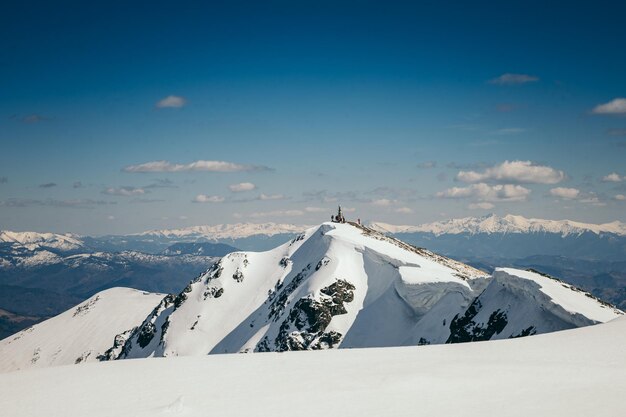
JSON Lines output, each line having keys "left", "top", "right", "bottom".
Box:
{"left": 1, "top": 1, "right": 625, "bottom": 234}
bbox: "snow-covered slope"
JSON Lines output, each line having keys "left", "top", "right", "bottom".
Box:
{"left": 0, "top": 288, "right": 163, "bottom": 372}
{"left": 108, "top": 222, "right": 621, "bottom": 359}
{"left": 1, "top": 316, "right": 625, "bottom": 417}
{"left": 370, "top": 213, "right": 626, "bottom": 236}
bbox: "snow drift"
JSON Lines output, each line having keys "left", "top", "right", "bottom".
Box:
{"left": 1, "top": 316, "right": 625, "bottom": 417}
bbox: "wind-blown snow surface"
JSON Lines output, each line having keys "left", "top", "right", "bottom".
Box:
{"left": 1, "top": 317, "right": 625, "bottom": 417}
{"left": 370, "top": 213, "right": 626, "bottom": 236}
{"left": 112, "top": 222, "right": 621, "bottom": 359}
{"left": 0, "top": 288, "right": 163, "bottom": 372}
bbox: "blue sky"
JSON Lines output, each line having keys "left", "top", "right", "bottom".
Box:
{"left": 1, "top": 1, "right": 625, "bottom": 234}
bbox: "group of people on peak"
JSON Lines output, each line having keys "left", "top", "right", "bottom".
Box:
{"left": 330, "top": 206, "right": 360, "bottom": 225}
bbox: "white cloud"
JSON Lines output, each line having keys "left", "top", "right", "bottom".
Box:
{"left": 102, "top": 186, "right": 146, "bottom": 196}
{"left": 468, "top": 202, "right": 495, "bottom": 210}
{"left": 417, "top": 161, "right": 437, "bottom": 169}
{"left": 614, "top": 194, "right": 626, "bottom": 201}
{"left": 456, "top": 160, "right": 565, "bottom": 184}
{"left": 370, "top": 198, "right": 394, "bottom": 207}
{"left": 592, "top": 98, "right": 626, "bottom": 115}
{"left": 123, "top": 160, "right": 270, "bottom": 173}
{"left": 602, "top": 172, "right": 624, "bottom": 182}
{"left": 437, "top": 183, "right": 531, "bottom": 202}
{"left": 192, "top": 194, "right": 225, "bottom": 203}
{"left": 395, "top": 207, "right": 414, "bottom": 214}
{"left": 250, "top": 210, "right": 304, "bottom": 218}
{"left": 549, "top": 187, "right": 581, "bottom": 200}
{"left": 229, "top": 182, "right": 256, "bottom": 192}
{"left": 155, "top": 95, "right": 187, "bottom": 108}
{"left": 305, "top": 207, "right": 327, "bottom": 213}
{"left": 107, "top": 215, "right": 115, "bottom": 220}
{"left": 549, "top": 188, "right": 607, "bottom": 206}
{"left": 488, "top": 73, "right": 539, "bottom": 85}
{"left": 258, "top": 193, "right": 285, "bottom": 200}
{"left": 493, "top": 127, "right": 525, "bottom": 135}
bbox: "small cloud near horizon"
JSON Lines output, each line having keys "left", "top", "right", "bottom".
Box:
{"left": 417, "top": 161, "right": 437, "bottom": 169}
{"left": 102, "top": 186, "right": 147, "bottom": 196}
{"left": 22, "top": 114, "right": 48, "bottom": 123}
{"left": 456, "top": 160, "right": 565, "bottom": 185}
{"left": 602, "top": 173, "right": 624, "bottom": 182}
{"left": 437, "top": 183, "right": 531, "bottom": 203}
{"left": 39, "top": 182, "right": 57, "bottom": 188}
{"left": 488, "top": 73, "right": 539, "bottom": 85}
{"left": 193, "top": 194, "right": 225, "bottom": 203}
{"left": 549, "top": 187, "right": 581, "bottom": 200}
{"left": 229, "top": 182, "right": 257, "bottom": 192}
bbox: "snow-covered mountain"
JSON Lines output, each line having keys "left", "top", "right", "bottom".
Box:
{"left": 0, "top": 230, "right": 85, "bottom": 253}
{"left": 0, "top": 288, "right": 163, "bottom": 372}
{"left": 2, "top": 311, "right": 625, "bottom": 417}
{"left": 106, "top": 222, "right": 621, "bottom": 360}
{"left": 370, "top": 213, "right": 626, "bottom": 237}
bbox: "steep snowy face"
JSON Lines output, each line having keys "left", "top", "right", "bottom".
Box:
{"left": 113, "top": 222, "right": 489, "bottom": 358}
{"left": 0, "top": 288, "right": 164, "bottom": 372}
{"left": 445, "top": 268, "right": 623, "bottom": 343}
{"left": 109, "top": 221, "right": 619, "bottom": 359}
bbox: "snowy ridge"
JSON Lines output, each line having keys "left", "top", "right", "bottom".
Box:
{"left": 134, "top": 222, "right": 311, "bottom": 240}
{"left": 370, "top": 213, "right": 626, "bottom": 236}
{"left": 0, "top": 288, "right": 164, "bottom": 372}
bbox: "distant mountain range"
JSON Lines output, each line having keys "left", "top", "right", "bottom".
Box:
{"left": 370, "top": 214, "right": 626, "bottom": 237}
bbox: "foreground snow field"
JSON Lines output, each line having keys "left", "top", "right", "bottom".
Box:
{"left": 1, "top": 316, "right": 625, "bottom": 417}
